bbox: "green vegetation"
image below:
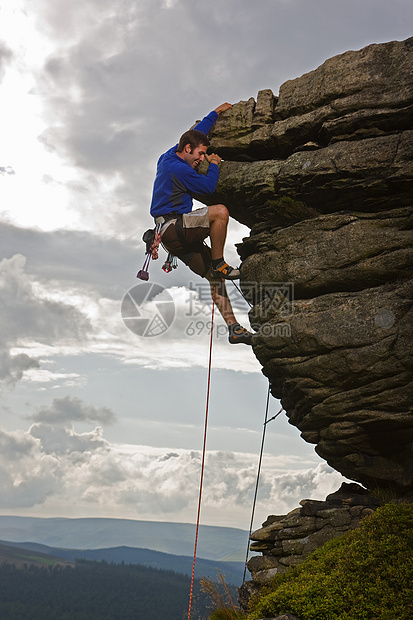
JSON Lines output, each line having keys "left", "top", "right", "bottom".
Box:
{"left": 201, "top": 571, "right": 245, "bottom": 620}
{"left": 247, "top": 503, "right": 413, "bottom": 620}
{"left": 0, "top": 558, "right": 208, "bottom": 619}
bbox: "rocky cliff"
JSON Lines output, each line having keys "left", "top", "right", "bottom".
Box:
{"left": 239, "top": 482, "right": 382, "bottom": 607}
{"left": 205, "top": 37, "right": 413, "bottom": 496}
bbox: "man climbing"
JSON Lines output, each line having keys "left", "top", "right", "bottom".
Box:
{"left": 150, "top": 103, "right": 252, "bottom": 345}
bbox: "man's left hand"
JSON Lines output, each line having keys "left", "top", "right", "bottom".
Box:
{"left": 215, "top": 102, "right": 232, "bottom": 114}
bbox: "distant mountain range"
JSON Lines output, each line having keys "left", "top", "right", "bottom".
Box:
{"left": 0, "top": 516, "right": 248, "bottom": 561}
{"left": 0, "top": 516, "right": 251, "bottom": 586}
{"left": 1, "top": 539, "right": 244, "bottom": 585}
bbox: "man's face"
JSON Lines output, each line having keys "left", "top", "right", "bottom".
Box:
{"left": 183, "top": 144, "right": 208, "bottom": 169}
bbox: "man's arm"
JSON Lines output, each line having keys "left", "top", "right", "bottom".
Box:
{"left": 175, "top": 160, "right": 220, "bottom": 196}
{"left": 193, "top": 102, "right": 233, "bottom": 136}
{"left": 171, "top": 103, "right": 231, "bottom": 193}
{"left": 202, "top": 103, "right": 232, "bottom": 166}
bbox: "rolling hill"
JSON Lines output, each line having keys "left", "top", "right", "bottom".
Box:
{"left": 2, "top": 539, "right": 245, "bottom": 585}
{"left": 0, "top": 541, "right": 74, "bottom": 569}
{"left": 0, "top": 515, "right": 248, "bottom": 561}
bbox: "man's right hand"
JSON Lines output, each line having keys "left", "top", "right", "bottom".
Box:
{"left": 214, "top": 102, "right": 232, "bottom": 114}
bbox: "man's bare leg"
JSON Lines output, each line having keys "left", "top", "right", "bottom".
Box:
{"left": 207, "top": 204, "right": 229, "bottom": 260}
{"left": 208, "top": 277, "right": 237, "bottom": 326}
{"left": 207, "top": 204, "right": 240, "bottom": 280}
{"left": 206, "top": 274, "right": 252, "bottom": 345}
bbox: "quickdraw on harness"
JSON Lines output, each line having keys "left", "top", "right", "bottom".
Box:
{"left": 137, "top": 223, "right": 178, "bottom": 280}
{"left": 162, "top": 253, "right": 178, "bottom": 273}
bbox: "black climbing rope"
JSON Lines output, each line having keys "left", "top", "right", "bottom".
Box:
{"left": 231, "top": 280, "right": 253, "bottom": 309}
{"left": 242, "top": 386, "right": 284, "bottom": 584}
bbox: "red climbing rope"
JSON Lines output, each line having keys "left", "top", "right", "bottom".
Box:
{"left": 187, "top": 285, "right": 216, "bottom": 620}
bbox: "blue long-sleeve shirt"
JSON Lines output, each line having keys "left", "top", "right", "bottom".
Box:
{"left": 150, "top": 111, "right": 219, "bottom": 218}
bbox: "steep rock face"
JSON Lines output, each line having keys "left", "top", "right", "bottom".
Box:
{"left": 205, "top": 37, "right": 413, "bottom": 493}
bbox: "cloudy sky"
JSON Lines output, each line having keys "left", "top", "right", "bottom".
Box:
{"left": 1, "top": 0, "right": 412, "bottom": 532}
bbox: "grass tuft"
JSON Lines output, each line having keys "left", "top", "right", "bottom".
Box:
{"left": 200, "top": 570, "right": 246, "bottom": 620}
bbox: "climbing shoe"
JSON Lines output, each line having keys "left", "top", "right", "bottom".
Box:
{"left": 211, "top": 260, "right": 240, "bottom": 280}
{"left": 228, "top": 323, "right": 253, "bottom": 345}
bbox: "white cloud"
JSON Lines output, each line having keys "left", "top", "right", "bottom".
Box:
{"left": 0, "top": 254, "right": 90, "bottom": 341}
{"left": 0, "top": 244, "right": 257, "bottom": 395}
{"left": 30, "top": 395, "right": 116, "bottom": 425}
{"left": 29, "top": 423, "right": 108, "bottom": 457}
{"left": 0, "top": 253, "right": 91, "bottom": 386}
{"left": 0, "top": 41, "right": 14, "bottom": 82}
{"left": 0, "top": 166, "right": 15, "bottom": 176}
{"left": 0, "top": 427, "right": 61, "bottom": 508}
{"left": 0, "top": 419, "right": 346, "bottom": 527}
{"left": 23, "top": 368, "right": 83, "bottom": 386}
{"left": 0, "top": 351, "right": 39, "bottom": 385}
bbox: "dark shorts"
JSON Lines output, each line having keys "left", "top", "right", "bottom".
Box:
{"left": 157, "top": 207, "right": 213, "bottom": 278}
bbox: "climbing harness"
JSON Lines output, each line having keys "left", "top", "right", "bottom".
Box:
{"left": 137, "top": 219, "right": 182, "bottom": 279}
{"left": 187, "top": 285, "right": 216, "bottom": 620}
{"left": 242, "top": 390, "right": 284, "bottom": 584}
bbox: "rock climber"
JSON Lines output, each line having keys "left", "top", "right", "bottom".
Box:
{"left": 150, "top": 103, "right": 252, "bottom": 345}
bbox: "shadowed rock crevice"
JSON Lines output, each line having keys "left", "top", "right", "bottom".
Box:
{"left": 201, "top": 36, "right": 413, "bottom": 495}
